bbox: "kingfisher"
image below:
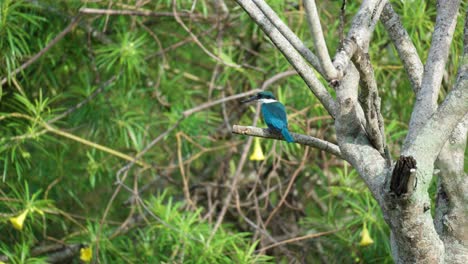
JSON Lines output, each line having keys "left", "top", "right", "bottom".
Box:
{"left": 241, "top": 91, "right": 294, "bottom": 143}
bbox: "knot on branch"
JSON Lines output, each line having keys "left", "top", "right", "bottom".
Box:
{"left": 390, "top": 155, "right": 417, "bottom": 196}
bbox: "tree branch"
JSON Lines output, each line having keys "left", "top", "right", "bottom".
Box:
{"left": 303, "top": 0, "right": 338, "bottom": 79}
{"left": 380, "top": 2, "right": 423, "bottom": 93}
{"left": 405, "top": 0, "right": 461, "bottom": 146}
{"left": 252, "top": 0, "right": 324, "bottom": 75}
{"left": 333, "top": 0, "right": 387, "bottom": 81}
{"left": 232, "top": 125, "right": 342, "bottom": 158}
{"left": 334, "top": 63, "right": 387, "bottom": 200}
{"left": 403, "top": 51, "right": 467, "bottom": 189}
{"left": 234, "top": 0, "right": 337, "bottom": 117}
{"left": 434, "top": 114, "right": 468, "bottom": 263}
{"left": 353, "top": 48, "right": 387, "bottom": 157}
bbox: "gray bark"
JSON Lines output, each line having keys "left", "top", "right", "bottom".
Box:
{"left": 234, "top": 0, "right": 468, "bottom": 262}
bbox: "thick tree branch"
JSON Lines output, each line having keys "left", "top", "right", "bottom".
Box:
{"left": 353, "top": 49, "right": 387, "bottom": 157}
{"left": 403, "top": 51, "right": 467, "bottom": 188}
{"left": 303, "top": 0, "right": 338, "bottom": 79}
{"left": 334, "top": 64, "right": 387, "bottom": 200}
{"left": 232, "top": 125, "right": 342, "bottom": 158}
{"left": 380, "top": 2, "right": 423, "bottom": 93}
{"left": 405, "top": 0, "right": 461, "bottom": 146}
{"left": 433, "top": 14, "right": 468, "bottom": 259}
{"left": 235, "top": 0, "right": 337, "bottom": 117}
{"left": 333, "top": 0, "right": 387, "bottom": 80}
{"left": 252, "top": 0, "right": 324, "bottom": 75}
{"left": 434, "top": 114, "right": 468, "bottom": 263}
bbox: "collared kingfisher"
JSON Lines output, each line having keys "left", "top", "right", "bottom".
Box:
{"left": 241, "top": 91, "right": 294, "bottom": 143}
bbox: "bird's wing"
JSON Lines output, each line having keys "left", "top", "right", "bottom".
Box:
{"left": 261, "top": 102, "right": 288, "bottom": 131}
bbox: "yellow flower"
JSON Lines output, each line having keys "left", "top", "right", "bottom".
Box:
{"left": 80, "top": 246, "right": 92, "bottom": 262}
{"left": 9, "top": 210, "right": 29, "bottom": 231}
{"left": 249, "top": 138, "right": 265, "bottom": 161}
{"left": 359, "top": 223, "right": 374, "bottom": 246}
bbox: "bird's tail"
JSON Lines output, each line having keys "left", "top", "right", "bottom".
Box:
{"left": 281, "top": 127, "right": 294, "bottom": 143}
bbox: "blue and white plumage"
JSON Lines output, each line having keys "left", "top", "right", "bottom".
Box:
{"left": 241, "top": 91, "right": 294, "bottom": 143}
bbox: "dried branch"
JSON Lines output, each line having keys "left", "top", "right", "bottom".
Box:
{"left": 380, "top": 2, "right": 423, "bottom": 93}
{"left": 232, "top": 125, "right": 342, "bottom": 158}
{"left": 405, "top": 0, "right": 461, "bottom": 146}
{"left": 258, "top": 229, "right": 340, "bottom": 252}
{"left": 79, "top": 7, "right": 210, "bottom": 19}
{"left": 252, "top": 0, "right": 324, "bottom": 75}
{"left": 303, "top": 0, "right": 338, "bottom": 79}
{"left": 171, "top": 0, "right": 240, "bottom": 68}
{"left": 235, "top": 0, "right": 337, "bottom": 117}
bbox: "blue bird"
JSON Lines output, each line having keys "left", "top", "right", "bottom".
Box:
{"left": 241, "top": 91, "right": 294, "bottom": 143}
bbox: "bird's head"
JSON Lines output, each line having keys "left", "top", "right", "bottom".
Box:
{"left": 241, "top": 91, "right": 277, "bottom": 104}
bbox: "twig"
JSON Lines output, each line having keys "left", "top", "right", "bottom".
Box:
{"left": 232, "top": 125, "right": 342, "bottom": 158}
{"left": 258, "top": 229, "right": 340, "bottom": 252}
{"left": 47, "top": 74, "right": 120, "bottom": 124}
{"left": 264, "top": 147, "right": 309, "bottom": 227}
{"left": 260, "top": 70, "right": 297, "bottom": 90}
{"left": 339, "top": 0, "right": 347, "bottom": 45}
{"left": 209, "top": 126, "right": 256, "bottom": 241}
{"left": 1, "top": 113, "right": 149, "bottom": 167}
{"left": 183, "top": 89, "right": 260, "bottom": 117}
{"left": 0, "top": 16, "right": 81, "bottom": 86}
{"left": 79, "top": 7, "right": 210, "bottom": 19}
{"left": 303, "top": 0, "right": 337, "bottom": 79}
{"left": 171, "top": 0, "right": 240, "bottom": 68}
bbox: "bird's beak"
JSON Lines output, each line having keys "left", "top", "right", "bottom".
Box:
{"left": 241, "top": 95, "right": 258, "bottom": 104}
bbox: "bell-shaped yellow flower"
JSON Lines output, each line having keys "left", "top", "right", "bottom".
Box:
{"left": 249, "top": 138, "right": 265, "bottom": 161}
{"left": 80, "top": 246, "right": 92, "bottom": 262}
{"left": 359, "top": 223, "right": 374, "bottom": 246}
{"left": 9, "top": 210, "right": 29, "bottom": 231}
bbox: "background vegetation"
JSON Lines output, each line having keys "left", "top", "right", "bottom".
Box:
{"left": 0, "top": 0, "right": 465, "bottom": 263}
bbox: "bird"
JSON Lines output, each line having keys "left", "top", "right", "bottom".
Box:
{"left": 241, "top": 91, "right": 294, "bottom": 143}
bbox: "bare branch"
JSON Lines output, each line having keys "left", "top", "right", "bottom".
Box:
{"left": 353, "top": 49, "right": 386, "bottom": 156}
{"left": 232, "top": 125, "right": 342, "bottom": 158}
{"left": 235, "top": 0, "right": 337, "bottom": 117}
{"left": 380, "top": 3, "right": 423, "bottom": 93}
{"left": 333, "top": 0, "right": 387, "bottom": 80}
{"left": 434, "top": 114, "right": 468, "bottom": 262}
{"left": 334, "top": 63, "right": 387, "bottom": 199}
{"left": 303, "top": 0, "right": 338, "bottom": 79}
{"left": 403, "top": 53, "right": 468, "bottom": 183}
{"left": 405, "top": 0, "right": 461, "bottom": 146}
{"left": 79, "top": 7, "right": 210, "bottom": 19}
{"left": 257, "top": 229, "right": 340, "bottom": 252}
{"left": 252, "top": 0, "right": 324, "bottom": 75}
{"left": 260, "top": 70, "right": 297, "bottom": 90}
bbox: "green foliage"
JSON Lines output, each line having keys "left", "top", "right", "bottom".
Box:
{"left": 0, "top": 0, "right": 44, "bottom": 79}
{"left": 0, "top": 0, "right": 465, "bottom": 263}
